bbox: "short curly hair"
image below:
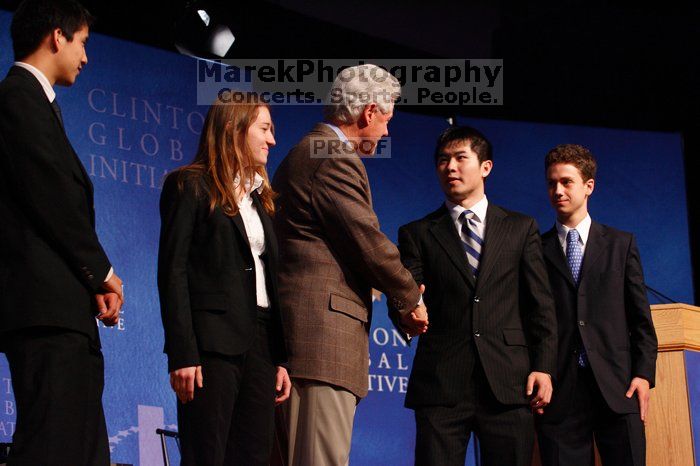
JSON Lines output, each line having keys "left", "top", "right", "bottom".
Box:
{"left": 544, "top": 144, "right": 596, "bottom": 181}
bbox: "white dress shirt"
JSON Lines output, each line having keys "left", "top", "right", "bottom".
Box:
{"left": 14, "top": 61, "right": 55, "bottom": 101}
{"left": 556, "top": 214, "right": 592, "bottom": 257}
{"left": 236, "top": 173, "right": 269, "bottom": 308}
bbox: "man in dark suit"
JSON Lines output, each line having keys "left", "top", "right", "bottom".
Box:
{"left": 0, "top": 1, "right": 123, "bottom": 464}
{"left": 536, "top": 144, "right": 657, "bottom": 466}
{"left": 398, "top": 126, "right": 557, "bottom": 466}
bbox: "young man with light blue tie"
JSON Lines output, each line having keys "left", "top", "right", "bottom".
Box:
{"left": 536, "top": 144, "right": 658, "bottom": 466}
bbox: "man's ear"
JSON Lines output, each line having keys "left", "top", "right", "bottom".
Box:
{"left": 585, "top": 178, "right": 595, "bottom": 196}
{"left": 359, "top": 103, "right": 377, "bottom": 128}
{"left": 481, "top": 159, "right": 494, "bottom": 178}
{"left": 49, "top": 28, "right": 65, "bottom": 53}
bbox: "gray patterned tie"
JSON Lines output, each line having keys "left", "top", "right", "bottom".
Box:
{"left": 460, "top": 210, "right": 482, "bottom": 277}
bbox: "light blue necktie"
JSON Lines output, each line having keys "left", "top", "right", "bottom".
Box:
{"left": 566, "top": 229, "right": 583, "bottom": 285}
{"left": 567, "top": 229, "right": 588, "bottom": 367}
{"left": 460, "top": 210, "right": 482, "bottom": 277}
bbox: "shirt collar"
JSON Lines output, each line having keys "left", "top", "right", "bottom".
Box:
{"left": 445, "top": 195, "right": 489, "bottom": 225}
{"left": 234, "top": 172, "right": 265, "bottom": 196}
{"left": 324, "top": 122, "right": 350, "bottom": 145}
{"left": 14, "top": 62, "right": 55, "bottom": 102}
{"left": 556, "top": 214, "right": 592, "bottom": 246}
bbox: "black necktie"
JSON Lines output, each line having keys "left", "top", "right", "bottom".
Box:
{"left": 50, "top": 98, "right": 64, "bottom": 129}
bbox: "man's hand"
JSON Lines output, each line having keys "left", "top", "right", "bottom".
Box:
{"left": 527, "top": 371, "right": 553, "bottom": 415}
{"left": 103, "top": 272, "right": 124, "bottom": 303}
{"left": 400, "top": 285, "right": 428, "bottom": 336}
{"left": 95, "top": 292, "right": 121, "bottom": 326}
{"left": 170, "top": 366, "right": 203, "bottom": 404}
{"left": 626, "top": 377, "right": 651, "bottom": 422}
{"left": 274, "top": 366, "right": 292, "bottom": 405}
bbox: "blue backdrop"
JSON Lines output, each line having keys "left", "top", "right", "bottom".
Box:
{"left": 0, "top": 11, "right": 694, "bottom": 465}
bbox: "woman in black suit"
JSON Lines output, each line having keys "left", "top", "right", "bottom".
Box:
{"left": 158, "top": 93, "right": 290, "bottom": 465}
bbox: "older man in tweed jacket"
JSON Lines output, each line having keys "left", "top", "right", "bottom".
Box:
{"left": 273, "top": 64, "right": 427, "bottom": 466}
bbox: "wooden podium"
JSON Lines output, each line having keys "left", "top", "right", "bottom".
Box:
{"left": 646, "top": 303, "right": 699, "bottom": 466}
{"left": 532, "top": 303, "right": 699, "bottom": 466}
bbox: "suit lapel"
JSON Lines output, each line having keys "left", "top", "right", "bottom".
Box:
{"left": 542, "top": 226, "right": 576, "bottom": 288}
{"left": 11, "top": 67, "right": 94, "bottom": 193}
{"left": 53, "top": 105, "right": 92, "bottom": 193}
{"left": 429, "top": 207, "right": 476, "bottom": 288}
{"left": 68, "top": 144, "right": 93, "bottom": 193}
{"left": 230, "top": 209, "right": 251, "bottom": 250}
{"left": 579, "top": 221, "right": 607, "bottom": 285}
{"left": 474, "top": 204, "right": 507, "bottom": 289}
{"left": 48, "top": 100, "right": 64, "bottom": 130}
{"left": 252, "top": 191, "right": 277, "bottom": 260}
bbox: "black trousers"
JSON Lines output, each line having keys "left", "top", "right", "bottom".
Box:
{"left": 178, "top": 309, "right": 277, "bottom": 466}
{"left": 3, "top": 327, "right": 109, "bottom": 466}
{"left": 414, "top": 361, "right": 535, "bottom": 466}
{"left": 536, "top": 366, "right": 646, "bottom": 466}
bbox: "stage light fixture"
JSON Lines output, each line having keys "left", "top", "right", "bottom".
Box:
{"left": 174, "top": 1, "right": 235, "bottom": 58}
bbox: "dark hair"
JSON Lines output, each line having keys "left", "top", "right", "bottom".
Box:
{"left": 433, "top": 125, "right": 492, "bottom": 165}
{"left": 544, "top": 144, "right": 597, "bottom": 181}
{"left": 11, "top": 0, "right": 94, "bottom": 61}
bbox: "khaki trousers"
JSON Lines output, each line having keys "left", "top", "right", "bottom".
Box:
{"left": 282, "top": 378, "right": 358, "bottom": 466}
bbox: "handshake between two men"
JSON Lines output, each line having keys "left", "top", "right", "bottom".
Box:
{"left": 394, "top": 282, "right": 552, "bottom": 413}
{"left": 399, "top": 284, "right": 429, "bottom": 337}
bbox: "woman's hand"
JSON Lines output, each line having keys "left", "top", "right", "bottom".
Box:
{"left": 274, "top": 366, "right": 292, "bottom": 405}
{"left": 170, "top": 365, "right": 203, "bottom": 404}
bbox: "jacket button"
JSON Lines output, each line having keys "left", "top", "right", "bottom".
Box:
{"left": 474, "top": 330, "right": 481, "bottom": 337}
{"left": 473, "top": 296, "right": 480, "bottom": 303}
{"left": 88, "top": 274, "right": 94, "bottom": 280}
{"left": 578, "top": 320, "right": 586, "bottom": 327}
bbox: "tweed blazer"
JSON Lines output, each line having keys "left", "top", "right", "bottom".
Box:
{"left": 272, "top": 123, "right": 420, "bottom": 398}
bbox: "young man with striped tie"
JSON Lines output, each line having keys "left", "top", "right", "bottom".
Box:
{"left": 397, "top": 125, "right": 557, "bottom": 466}
{"left": 535, "top": 144, "right": 657, "bottom": 466}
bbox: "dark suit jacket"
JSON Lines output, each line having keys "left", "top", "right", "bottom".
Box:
{"left": 0, "top": 66, "right": 111, "bottom": 345}
{"left": 540, "top": 221, "right": 657, "bottom": 420}
{"left": 158, "top": 172, "right": 287, "bottom": 373}
{"left": 399, "top": 203, "right": 557, "bottom": 408}
{"left": 272, "top": 123, "right": 420, "bottom": 398}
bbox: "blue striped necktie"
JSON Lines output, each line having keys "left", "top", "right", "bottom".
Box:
{"left": 460, "top": 210, "right": 483, "bottom": 277}
{"left": 566, "top": 229, "right": 588, "bottom": 367}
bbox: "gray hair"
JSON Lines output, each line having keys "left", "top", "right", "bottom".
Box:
{"left": 323, "top": 64, "right": 401, "bottom": 125}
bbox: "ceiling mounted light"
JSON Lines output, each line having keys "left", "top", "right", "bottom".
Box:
{"left": 174, "top": 1, "right": 235, "bottom": 58}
